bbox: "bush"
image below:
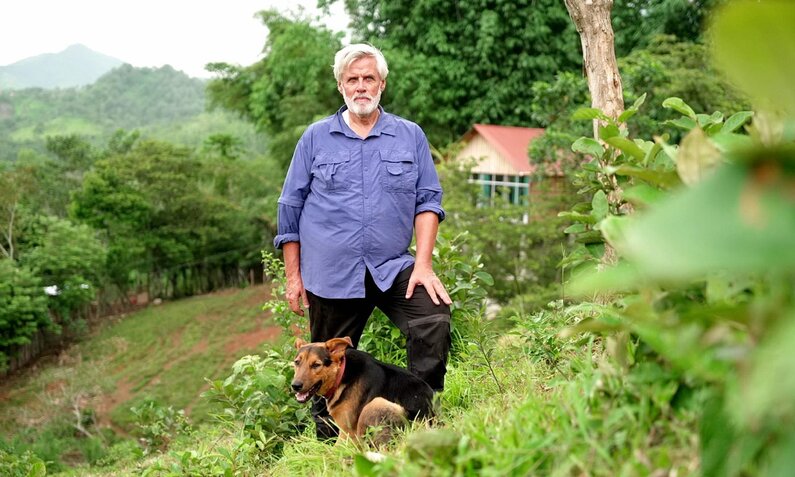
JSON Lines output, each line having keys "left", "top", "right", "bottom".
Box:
{"left": 0, "top": 447, "right": 46, "bottom": 477}
{"left": 130, "top": 399, "right": 193, "bottom": 453}
{"left": 0, "top": 260, "right": 50, "bottom": 372}
{"left": 204, "top": 348, "right": 310, "bottom": 458}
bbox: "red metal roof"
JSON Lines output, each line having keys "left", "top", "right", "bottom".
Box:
{"left": 466, "top": 124, "right": 545, "bottom": 174}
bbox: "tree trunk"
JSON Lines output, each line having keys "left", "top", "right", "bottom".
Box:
{"left": 564, "top": 0, "right": 625, "bottom": 135}
{"left": 565, "top": 0, "right": 625, "bottom": 267}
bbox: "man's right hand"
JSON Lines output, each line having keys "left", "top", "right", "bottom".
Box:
{"left": 283, "top": 242, "right": 308, "bottom": 316}
{"left": 286, "top": 273, "right": 309, "bottom": 316}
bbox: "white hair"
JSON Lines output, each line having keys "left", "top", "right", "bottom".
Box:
{"left": 333, "top": 44, "right": 389, "bottom": 82}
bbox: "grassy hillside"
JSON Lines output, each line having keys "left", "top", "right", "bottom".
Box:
{"left": 0, "top": 284, "right": 281, "bottom": 472}
{"left": 0, "top": 64, "right": 266, "bottom": 161}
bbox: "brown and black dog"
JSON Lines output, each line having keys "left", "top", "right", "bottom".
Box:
{"left": 291, "top": 336, "right": 434, "bottom": 443}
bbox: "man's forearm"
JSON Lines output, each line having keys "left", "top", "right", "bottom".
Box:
{"left": 283, "top": 241, "right": 301, "bottom": 279}
{"left": 414, "top": 211, "right": 440, "bottom": 269}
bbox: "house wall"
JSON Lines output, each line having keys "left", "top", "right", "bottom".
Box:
{"left": 457, "top": 135, "right": 519, "bottom": 175}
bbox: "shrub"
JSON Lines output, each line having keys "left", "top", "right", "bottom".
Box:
{"left": 204, "top": 348, "right": 310, "bottom": 457}
{"left": 130, "top": 399, "right": 193, "bottom": 453}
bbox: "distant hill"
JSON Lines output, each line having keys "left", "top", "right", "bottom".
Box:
{"left": 0, "top": 44, "right": 123, "bottom": 90}
{"left": 0, "top": 63, "right": 265, "bottom": 161}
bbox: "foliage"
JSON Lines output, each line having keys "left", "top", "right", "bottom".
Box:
{"left": 19, "top": 215, "right": 106, "bottom": 327}
{"left": 611, "top": 0, "right": 726, "bottom": 56}
{"left": 207, "top": 10, "right": 343, "bottom": 170}
{"left": 71, "top": 139, "right": 265, "bottom": 297}
{"left": 0, "top": 65, "right": 208, "bottom": 162}
{"left": 130, "top": 399, "right": 193, "bottom": 453}
{"left": 204, "top": 349, "right": 311, "bottom": 457}
{"left": 558, "top": 2, "right": 795, "bottom": 475}
{"left": 0, "top": 447, "right": 46, "bottom": 477}
{"left": 321, "top": 0, "right": 582, "bottom": 146}
{"left": 530, "top": 35, "right": 749, "bottom": 169}
{"left": 141, "top": 433, "right": 266, "bottom": 477}
{"left": 0, "top": 260, "right": 50, "bottom": 372}
{"left": 437, "top": 158, "right": 572, "bottom": 304}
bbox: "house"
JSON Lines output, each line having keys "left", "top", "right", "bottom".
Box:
{"left": 454, "top": 124, "right": 547, "bottom": 205}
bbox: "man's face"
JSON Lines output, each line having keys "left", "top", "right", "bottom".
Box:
{"left": 338, "top": 56, "right": 385, "bottom": 118}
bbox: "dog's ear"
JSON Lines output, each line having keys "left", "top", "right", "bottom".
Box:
{"left": 325, "top": 336, "right": 353, "bottom": 360}
{"left": 295, "top": 338, "right": 307, "bottom": 350}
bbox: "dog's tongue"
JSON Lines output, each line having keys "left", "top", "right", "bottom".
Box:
{"left": 295, "top": 391, "right": 310, "bottom": 403}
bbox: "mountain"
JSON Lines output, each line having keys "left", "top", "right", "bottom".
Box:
{"left": 0, "top": 44, "right": 124, "bottom": 90}
{"left": 0, "top": 63, "right": 266, "bottom": 162}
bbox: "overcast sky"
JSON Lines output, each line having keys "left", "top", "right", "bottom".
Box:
{"left": 0, "top": 1, "right": 350, "bottom": 78}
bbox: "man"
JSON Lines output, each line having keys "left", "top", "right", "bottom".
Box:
{"left": 273, "top": 44, "right": 452, "bottom": 439}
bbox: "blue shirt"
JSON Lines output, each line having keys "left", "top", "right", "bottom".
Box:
{"left": 273, "top": 106, "right": 445, "bottom": 299}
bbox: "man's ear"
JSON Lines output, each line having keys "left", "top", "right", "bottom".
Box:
{"left": 295, "top": 338, "right": 307, "bottom": 350}
{"left": 325, "top": 336, "right": 353, "bottom": 360}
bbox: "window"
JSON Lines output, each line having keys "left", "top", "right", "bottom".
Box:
{"left": 469, "top": 173, "right": 531, "bottom": 205}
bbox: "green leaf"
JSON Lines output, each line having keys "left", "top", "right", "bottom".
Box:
{"left": 571, "top": 137, "right": 604, "bottom": 157}
{"left": 604, "top": 136, "right": 645, "bottom": 160}
{"left": 663, "top": 117, "right": 696, "bottom": 131}
{"left": 623, "top": 184, "right": 665, "bottom": 207}
{"left": 721, "top": 111, "right": 754, "bottom": 133}
{"left": 598, "top": 124, "right": 621, "bottom": 140}
{"left": 709, "top": 132, "right": 753, "bottom": 153}
{"left": 558, "top": 210, "right": 597, "bottom": 224}
{"left": 353, "top": 454, "right": 378, "bottom": 476}
{"left": 474, "top": 271, "right": 494, "bottom": 286}
{"left": 600, "top": 215, "right": 631, "bottom": 250}
{"left": 729, "top": 308, "right": 795, "bottom": 427}
{"left": 711, "top": 2, "right": 795, "bottom": 115}
{"left": 631, "top": 93, "right": 647, "bottom": 110}
{"left": 622, "top": 163, "right": 795, "bottom": 279}
{"left": 662, "top": 97, "right": 697, "bottom": 120}
{"left": 610, "top": 165, "right": 683, "bottom": 189}
{"left": 676, "top": 127, "right": 722, "bottom": 186}
{"left": 617, "top": 108, "right": 637, "bottom": 123}
{"left": 564, "top": 223, "right": 587, "bottom": 234}
{"left": 590, "top": 190, "right": 609, "bottom": 221}
{"left": 572, "top": 107, "right": 607, "bottom": 121}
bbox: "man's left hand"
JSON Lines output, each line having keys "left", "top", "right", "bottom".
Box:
{"left": 406, "top": 265, "right": 452, "bottom": 306}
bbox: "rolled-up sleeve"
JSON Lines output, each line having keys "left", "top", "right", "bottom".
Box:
{"left": 414, "top": 126, "right": 445, "bottom": 222}
{"left": 273, "top": 132, "right": 313, "bottom": 249}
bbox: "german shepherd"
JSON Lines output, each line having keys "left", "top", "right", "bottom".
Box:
{"left": 291, "top": 336, "right": 434, "bottom": 443}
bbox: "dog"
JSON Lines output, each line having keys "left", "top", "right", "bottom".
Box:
{"left": 291, "top": 336, "right": 434, "bottom": 444}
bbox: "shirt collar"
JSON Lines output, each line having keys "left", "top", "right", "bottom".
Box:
{"left": 329, "top": 105, "right": 397, "bottom": 138}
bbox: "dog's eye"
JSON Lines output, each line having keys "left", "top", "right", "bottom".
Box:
{"left": 311, "top": 362, "right": 322, "bottom": 369}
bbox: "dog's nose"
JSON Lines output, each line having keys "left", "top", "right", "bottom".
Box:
{"left": 291, "top": 382, "right": 302, "bottom": 392}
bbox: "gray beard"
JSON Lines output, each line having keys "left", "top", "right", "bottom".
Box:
{"left": 343, "top": 89, "right": 382, "bottom": 117}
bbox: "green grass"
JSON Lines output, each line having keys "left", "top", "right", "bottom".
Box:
{"left": 1, "top": 288, "right": 703, "bottom": 476}
{"left": 0, "top": 284, "right": 281, "bottom": 472}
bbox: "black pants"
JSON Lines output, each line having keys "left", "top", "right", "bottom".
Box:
{"left": 307, "top": 264, "right": 451, "bottom": 439}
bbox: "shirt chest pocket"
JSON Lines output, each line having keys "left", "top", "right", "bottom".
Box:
{"left": 312, "top": 152, "right": 352, "bottom": 191}
{"left": 379, "top": 150, "right": 418, "bottom": 193}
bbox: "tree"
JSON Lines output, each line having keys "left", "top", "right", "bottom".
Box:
{"left": 207, "top": 10, "right": 343, "bottom": 170}
{"left": 322, "top": 0, "right": 583, "bottom": 145}
{"left": 564, "top": 0, "right": 625, "bottom": 129}
{"left": 612, "top": 0, "right": 726, "bottom": 56}
{"left": 0, "top": 259, "right": 50, "bottom": 372}
{"left": 19, "top": 216, "right": 106, "bottom": 325}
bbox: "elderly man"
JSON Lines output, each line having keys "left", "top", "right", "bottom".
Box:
{"left": 273, "top": 44, "right": 452, "bottom": 439}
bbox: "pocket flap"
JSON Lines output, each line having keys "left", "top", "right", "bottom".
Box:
{"left": 379, "top": 150, "right": 414, "bottom": 164}
{"left": 315, "top": 151, "right": 350, "bottom": 166}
